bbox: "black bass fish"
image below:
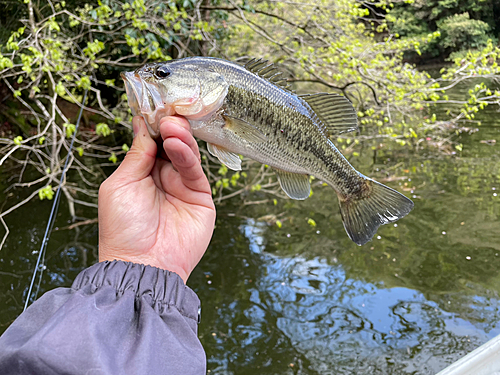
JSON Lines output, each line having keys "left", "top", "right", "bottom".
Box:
{"left": 121, "top": 57, "right": 413, "bottom": 245}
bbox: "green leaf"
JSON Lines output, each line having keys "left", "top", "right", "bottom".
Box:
{"left": 96, "top": 123, "right": 111, "bottom": 137}
{"left": 77, "top": 76, "right": 91, "bottom": 90}
{"left": 38, "top": 185, "right": 54, "bottom": 200}
{"left": 0, "top": 55, "right": 14, "bottom": 69}
{"left": 47, "top": 18, "right": 60, "bottom": 32}
{"left": 55, "top": 82, "right": 65, "bottom": 96}
{"left": 251, "top": 184, "right": 261, "bottom": 191}
{"left": 83, "top": 40, "right": 105, "bottom": 59}
{"left": 63, "top": 123, "right": 76, "bottom": 138}
{"left": 307, "top": 218, "right": 317, "bottom": 227}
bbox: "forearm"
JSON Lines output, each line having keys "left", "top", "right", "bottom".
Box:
{"left": 0, "top": 261, "right": 205, "bottom": 375}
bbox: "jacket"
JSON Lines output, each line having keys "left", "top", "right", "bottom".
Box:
{"left": 0, "top": 260, "right": 205, "bottom": 375}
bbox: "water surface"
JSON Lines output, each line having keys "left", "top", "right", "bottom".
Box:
{"left": 1, "top": 93, "right": 500, "bottom": 374}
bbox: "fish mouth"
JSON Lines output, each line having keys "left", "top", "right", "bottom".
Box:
{"left": 121, "top": 71, "right": 172, "bottom": 137}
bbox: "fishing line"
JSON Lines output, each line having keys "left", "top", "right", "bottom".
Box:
{"left": 23, "top": 89, "right": 89, "bottom": 312}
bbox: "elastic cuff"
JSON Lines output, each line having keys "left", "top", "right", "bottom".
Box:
{"left": 71, "top": 260, "right": 201, "bottom": 323}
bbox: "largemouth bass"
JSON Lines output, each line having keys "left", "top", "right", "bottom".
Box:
{"left": 121, "top": 57, "right": 413, "bottom": 245}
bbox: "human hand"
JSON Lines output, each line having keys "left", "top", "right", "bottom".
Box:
{"left": 98, "top": 116, "right": 216, "bottom": 283}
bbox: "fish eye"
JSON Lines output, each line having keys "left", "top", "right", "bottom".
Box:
{"left": 155, "top": 66, "right": 171, "bottom": 79}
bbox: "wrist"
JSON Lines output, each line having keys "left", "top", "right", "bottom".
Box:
{"left": 98, "top": 252, "right": 190, "bottom": 284}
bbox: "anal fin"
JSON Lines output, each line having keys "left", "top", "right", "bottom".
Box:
{"left": 207, "top": 143, "right": 242, "bottom": 171}
{"left": 274, "top": 169, "right": 310, "bottom": 200}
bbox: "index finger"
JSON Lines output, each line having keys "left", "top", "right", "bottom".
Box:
{"left": 159, "top": 116, "right": 200, "bottom": 161}
{"left": 160, "top": 115, "right": 193, "bottom": 134}
{"left": 160, "top": 116, "right": 209, "bottom": 194}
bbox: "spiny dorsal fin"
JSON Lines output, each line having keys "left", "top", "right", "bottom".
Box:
{"left": 299, "top": 93, "right": 358, "bottom": 136}
{"left": 244, "top": 58, "right": 293, "bottom": 92}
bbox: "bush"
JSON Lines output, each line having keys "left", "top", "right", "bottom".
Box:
{"left": 0, "top": 0, "right": 500, "bottom": 248}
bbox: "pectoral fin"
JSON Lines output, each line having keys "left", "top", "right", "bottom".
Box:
{"left": 222, "top": 115, "right": 268, "bottom": 143}
{"left": 274, "top": 169, "right": 311, "bottom": 200}
{"left": 207, "top": 143, "right": 242, "bottom": 171}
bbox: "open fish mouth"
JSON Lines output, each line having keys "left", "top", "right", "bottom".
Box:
{"left": 121, "top": 71, "right": 172, "bottom": 137}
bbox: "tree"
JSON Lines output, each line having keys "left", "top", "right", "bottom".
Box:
{"left": 0, "top": 0, "right": 228, "bottom": 247}
{"left": 390, "top": 0, "right": 500, "bottom": 61}
{"left": 1, "top": 0, "right": 500, "bottom": 249}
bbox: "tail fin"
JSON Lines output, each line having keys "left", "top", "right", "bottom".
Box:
{"left": 338, "top": 177, "right": 414, "bottom": 246}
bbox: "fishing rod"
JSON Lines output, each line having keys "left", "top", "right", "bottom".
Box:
{"left": 23, "top": 89, "right": 89, "bottom": 312}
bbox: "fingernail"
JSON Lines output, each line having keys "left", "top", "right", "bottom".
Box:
{"left": 133, "top": 122, "right": 140, "bottom": 137}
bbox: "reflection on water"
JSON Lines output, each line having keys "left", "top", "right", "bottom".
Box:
{"left": 192, "top": 102, "right": 500, "bottom": 373}
{"left": 195, "top": 215, "right": 495, "bottom": 374}
{"left": 1, "top": 89, "right": 500, "bottom": 373}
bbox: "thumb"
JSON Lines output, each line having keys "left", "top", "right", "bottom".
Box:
{"left": 112, "top": 116, "right": 157, "bottom": 182}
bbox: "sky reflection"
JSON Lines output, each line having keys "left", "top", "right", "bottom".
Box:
{"left": 236, "top": 219, "right": 494, "bottom": 374}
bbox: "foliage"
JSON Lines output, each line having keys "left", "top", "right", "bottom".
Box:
{"left": 390, "top": 0, "right": 500, "bottom": 60}
{"left": 1, "top": 0, "right": 500, "bottom": 249}
{"left": 438, "top": 13, "right": 491, "bottom": 52}
{"left": 217, "top": 0, "right": 500, "bottom": 149}
{"left": 0, "top": 0, "right": 229, "bottom": 247}
{"left": 38, "top": 185, "right": 54, "bottom": 200}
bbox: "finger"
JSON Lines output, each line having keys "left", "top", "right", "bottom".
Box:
{"left": 159, "top": 116, "right": 200, "bottom": 161}
{"left": 160, "top": 115, "right": 193, "bottom": 135}
{"left": 160, "top": 164, "right": 214, "bottom": 210}
{"left": 111, "top": 117, "right": 157, "bottom": 182}
{"left": 162, "top": 136, "right": 211, "bottom": 194}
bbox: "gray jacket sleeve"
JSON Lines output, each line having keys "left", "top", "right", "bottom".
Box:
{"left": 0, "top": 260, "right": 206, "bottom": 375}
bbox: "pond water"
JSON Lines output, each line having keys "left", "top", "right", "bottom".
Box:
{"left": 1, "top": 88, "right": 500, "bottom": 374}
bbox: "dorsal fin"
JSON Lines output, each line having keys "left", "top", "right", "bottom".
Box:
{"left": 244, "top": 58, "right": 293, "bottom": 92}
{"left": 299, "top": 93, "right": 358, "bottom": 136}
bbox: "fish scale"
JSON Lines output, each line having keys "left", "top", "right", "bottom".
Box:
{"left": 221, "top": 82, "right": 362, "bottom": 196}
{"left": 121, "top": 56, "right": 414, "bottom": 245}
